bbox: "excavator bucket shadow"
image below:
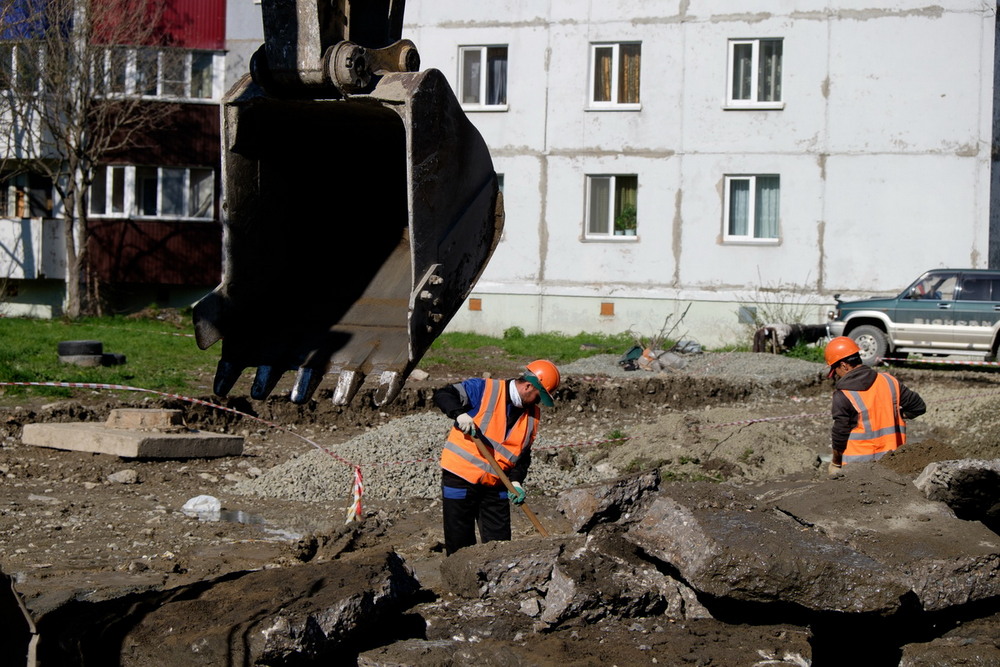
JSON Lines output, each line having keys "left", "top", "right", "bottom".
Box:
{"left": 193, "top": 69, "right": 504, "bottom": 406}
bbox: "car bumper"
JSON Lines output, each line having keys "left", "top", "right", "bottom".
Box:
{"left": 827, "top": 322, "right": 846, "bottom": 337}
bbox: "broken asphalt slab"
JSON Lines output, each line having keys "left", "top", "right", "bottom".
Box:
{"left": 748, "top": 464, "right": 1000, "bottom": 612}
{"left": 913, "top": 458, "right": 1000, "bottom": 528}
{"left": 563, "top": 465, "right": 1000, "bottom": 616}
{"left": 626, "top": 485, "right": 913, "bottom": 614}
{"left": 439, "top": 530, "right": 709, "bottom": 630}
{"left": 15, "top": 550, "right": 419, "bottom": 665}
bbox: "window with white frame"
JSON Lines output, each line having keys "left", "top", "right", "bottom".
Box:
{"left": 590, "top": 42, "right": 640, "bottom": 108}
{"left": 107, "top": 46, "right": 129, "bottom": 94}
{"left": 727, "top": 38, "right": 782, "bottom": 108}
{"left": 91, "top": 47, "right": 222, "bottom": 101}
{"left": 459, "top": 45, "right": 507, "bottom": 108}
{"left": 90, "top": 165, "right": 128, "bottom": 216}
{"left": 90, "top": 165, "right": 214, "bottom": 220}
{"left": 586, "top": 175, "right": 637, "bottom": 237}
{"left": 724, "top": 175, "right": 780, "bottom": 241}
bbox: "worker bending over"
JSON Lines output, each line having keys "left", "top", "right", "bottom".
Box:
{"left": 433, "top": 359, "right": 560, "bottom": 555}
{"left": 825, "top": 337, "right": 925, "bottom": 477}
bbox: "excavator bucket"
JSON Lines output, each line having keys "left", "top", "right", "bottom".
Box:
{"left": 192, "top": 4, "right": 503, "bottom": 406}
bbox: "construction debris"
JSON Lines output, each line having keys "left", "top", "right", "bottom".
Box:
{"left": 21, "top": 409, "right": 243, "bottom": 458}
{"left": 752, "top": 323, "right": 828, "bottom": 353}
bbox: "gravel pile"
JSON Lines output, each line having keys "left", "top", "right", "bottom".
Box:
{"left": 232, "top": 411, "right": 616, "bottom": 503}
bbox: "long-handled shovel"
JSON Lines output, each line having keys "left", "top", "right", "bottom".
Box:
{"left": 471, "top": 431, "right": 549, "bottom": 537}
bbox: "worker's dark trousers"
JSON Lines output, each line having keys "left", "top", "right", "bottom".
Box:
{"left": 442, "top": 471, "right": 511, "bottom": 556}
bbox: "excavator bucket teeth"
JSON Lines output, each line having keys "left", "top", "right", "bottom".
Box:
{"left": 193, "top": 69, "right": 503, "bottom": 405}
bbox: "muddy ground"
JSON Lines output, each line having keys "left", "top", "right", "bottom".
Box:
{"left": 1, "top": 352, "right": 1000, "bottom": 665}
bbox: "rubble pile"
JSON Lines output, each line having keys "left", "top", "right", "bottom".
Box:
{"left": 11, "top": 457, "right": 1000, "bottom": 665}
{"left": 362, "top": 461, "right": 1000, "bottom": 665}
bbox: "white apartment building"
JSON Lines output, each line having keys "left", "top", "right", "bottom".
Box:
{"left": 404, "top": 1, "right": 999, "bottom": 347}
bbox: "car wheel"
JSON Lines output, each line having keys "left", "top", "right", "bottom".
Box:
{"left": 849, "top": 326, "right": 888, "bottom": 365}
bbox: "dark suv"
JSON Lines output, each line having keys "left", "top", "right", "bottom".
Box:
{"left": 827, "top": 269, "right": 1000, "bottom": 364}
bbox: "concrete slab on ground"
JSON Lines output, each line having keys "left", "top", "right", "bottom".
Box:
{"left": 750, "top": 464, "right": 1000, "bottom": 612}
{"left": 21, "top": 423, "right": 243, "bottom": 459}
{"left": 105, "top": 408, "right": 185, "bottom": 430}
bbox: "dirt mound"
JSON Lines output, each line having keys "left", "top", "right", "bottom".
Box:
{"left": 599, "top": 406, "right": 825, "bottom": 482}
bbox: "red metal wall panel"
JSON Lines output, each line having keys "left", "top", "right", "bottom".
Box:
{"left": 89, "top": 219, "right": 222, "bottom": 286}
{"left": 90, "top": 0, "right": 225, "bottom": 49}
{"left": 105, "top": 104, "right": 221, "bottom": 167}
{"left": 161, "top": 0, "right": 226, "bottom": 50}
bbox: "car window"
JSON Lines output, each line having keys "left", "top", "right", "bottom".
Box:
{"left": 958, "top": 277, "right": 1000, "bottom": 301}
{"left": 909, "top": 273, "right": 957, "bottom": 300}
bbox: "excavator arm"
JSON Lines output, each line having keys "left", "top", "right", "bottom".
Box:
{"left": 193, "top": 0, "right": 503, "bottom": 406}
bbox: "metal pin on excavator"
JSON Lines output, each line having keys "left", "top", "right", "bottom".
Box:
{"left": 193, "top": 0, "right": 503, "bottom": 407}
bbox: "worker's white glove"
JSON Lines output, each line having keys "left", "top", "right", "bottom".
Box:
{"left": 508, "top": 481, "right": 526, "bottom": 505}
{"left": 456, "top": 413, "right": 477, "bottom": 436}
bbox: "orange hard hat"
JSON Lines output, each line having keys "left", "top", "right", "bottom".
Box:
{"left": 824, "top": 336, "right": 860, "bottom": 373}
{"left": 524, "top": 359, "right": 560, "bottom": 406}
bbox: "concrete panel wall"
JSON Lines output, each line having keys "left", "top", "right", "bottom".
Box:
{"left": 224, "top": 0, "right": 263, "bottom": 91}
{"left": 0, "top": 218, "right": 65, "bottom": 281}
{"left": 406, "top": 1, "right": 995, "bottom": 347}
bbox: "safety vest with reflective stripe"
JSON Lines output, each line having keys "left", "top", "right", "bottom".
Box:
{"left": 440, "top": 379, "right": 539, "bottom": 486}
{"left": 841, "top": 372, "right": 906, "bottom": 463}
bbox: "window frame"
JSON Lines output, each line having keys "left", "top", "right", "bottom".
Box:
{"left": 89, "top": 165, "right": 129, "bottom": 218}
{"left": 588, "top": 42, "right": 641, "bottom": 110}
{"left": 723, "top": 174, "right": 780, "bottom": 244}
{"left": 89, "top": 164, "right": 215, "bottom": 221}
{"left": 725, "top": 38, "right": 784, "bottom": 110}
{"left": 458, "top": 44, "right": 509, "bottom": 111}
{"left": 584, "top": 174, "right": 638, "bottom": 240}
{"left": 0, "top": 173, "right": 52, "bottom": 218}
{"left": 91, "top": 47, "right": 223, "bottom": 102}
{"left": 0, "top": 41, "right": 45, "bottom": 94}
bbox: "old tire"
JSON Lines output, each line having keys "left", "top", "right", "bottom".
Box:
{"left": 58, "top": 354, "right": 104, "bottom": 367}
{"left": 57, "top": 340, "right": 103, "bottom": 356}
{"left": 102, "top": 353, "right": 127, "bottom": 366}
{"left": 849, "top": 325, "right": 888, "bottom": 365}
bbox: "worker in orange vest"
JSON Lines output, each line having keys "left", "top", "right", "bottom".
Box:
{"left": 433, "top": 359, "right": 560, "bottom": 555}
{"left": 824, "top": 337, "right": 925, "bottom": 477}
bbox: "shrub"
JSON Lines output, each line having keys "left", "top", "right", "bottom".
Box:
{"left": 503, "top": 326, "right": 525, "bottom": 340}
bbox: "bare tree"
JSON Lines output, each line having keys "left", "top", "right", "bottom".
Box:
{"left": 0, "top": 0, "right": 174, "bottom": 317}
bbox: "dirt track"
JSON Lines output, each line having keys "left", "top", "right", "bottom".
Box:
{"left": 1, "top": 352, "right": 999, "bottom": 664}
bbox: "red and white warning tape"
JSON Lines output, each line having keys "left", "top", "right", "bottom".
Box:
{"left": 346, "top": 466, "right": 363, "bottom": 524}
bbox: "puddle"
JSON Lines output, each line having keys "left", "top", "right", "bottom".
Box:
{"left": 181, "top": 496, "right": 303, "bottom": 540}
{"left": 218, "top": 509, "right": 265, "bottom": 525}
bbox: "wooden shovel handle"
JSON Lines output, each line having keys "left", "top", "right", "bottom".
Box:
{"left": 471, "top": 431, "right": 549, "bottom": 537}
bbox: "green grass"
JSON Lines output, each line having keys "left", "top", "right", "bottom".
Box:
{"left": 784, "top": 341, "right": 827, "bottom": 364}
{"left": 0, "top": 314, "right": 817, "bottom": 401}
{"left": 422, "top": 330, "right": 634, "bottom": 367}
{"left": 0, "top": 317, "right": 634, "bottom": 400}
{"left": 0, "top": 314, "right": 220, "bottom": 398}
